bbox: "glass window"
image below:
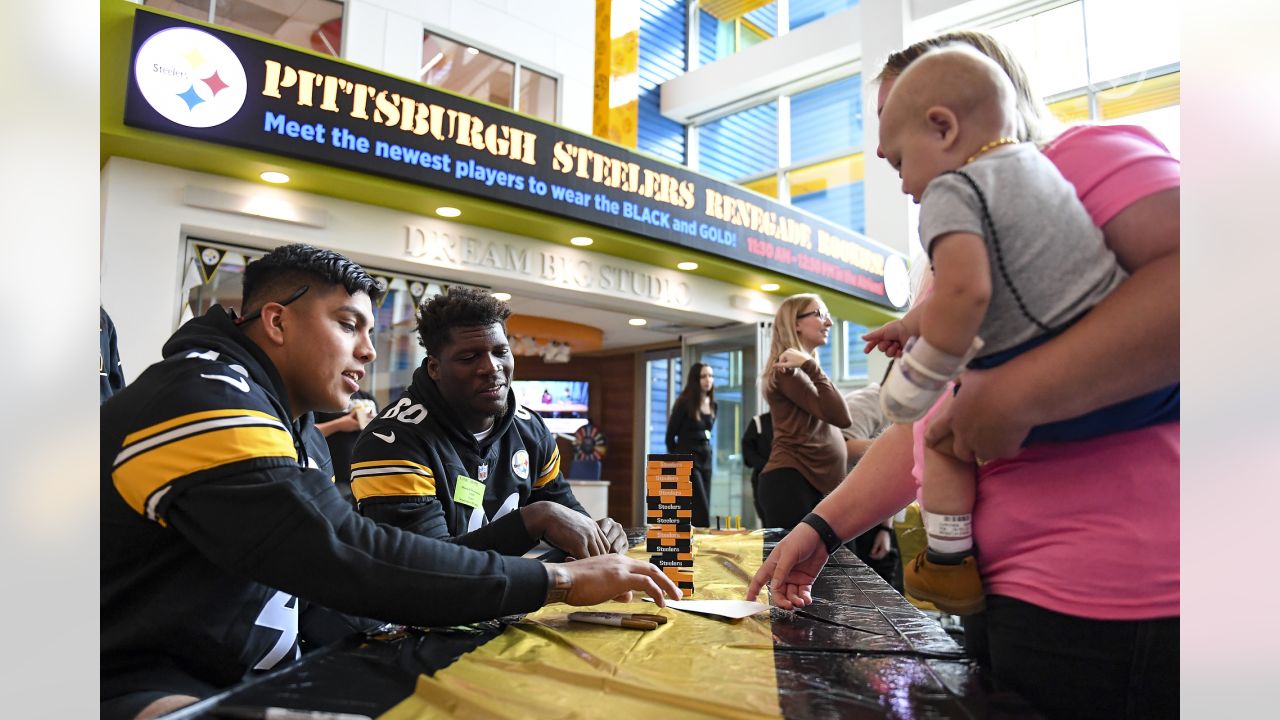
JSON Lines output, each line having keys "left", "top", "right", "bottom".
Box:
{"left": 421, "top": 34, "right": 515, "bottom": 108}
{"left": 697, "top": 2, "right": 776, "bottom": 64}
{"left": 1083, "top": 0, "right": 1179, "bottom": 82}
{"left": 788, "top": 154, "right": 866, "bottom": 234}
{"left": 842, "top": 321, "right": 868, "bottom": 381}
{"left": 789, "top": 0, "right": 859, "bottom": 31}
{"left": 179, "top": 239, "right": 473, "bottom": 411}
{"left": 147, "top": 0, "right": 344, "bottom": 57}
{"left": 790, "top": 74, "right": 862, "bottom": 164}
{"left": 420, "top": 31, "right": 557, "bottom": 122}
{"left": 996, "top": 2, "right": 1179, "bottom": 160}
{"left": 697, "top": 101, "right": 778, "bottom": 181}
{"left": 646, "top": 353, "right": 681, "bottom": 455}
{"left": 989, "top": 2, "right": 1089, "bottom": 96}
{"left": 518, "top": 66, "right": 558, "bottom": 122}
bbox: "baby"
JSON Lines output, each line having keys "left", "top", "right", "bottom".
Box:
{"left": 865, "top": 45, "right": 1167, "bottom": 615}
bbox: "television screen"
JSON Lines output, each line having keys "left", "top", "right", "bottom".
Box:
{"left": 511, "top": 379, "right": 590, "bottom": 435}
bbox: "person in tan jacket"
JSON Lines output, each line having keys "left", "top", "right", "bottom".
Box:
{"left": 757, "top": 293, "right": 852, "bottom": 530}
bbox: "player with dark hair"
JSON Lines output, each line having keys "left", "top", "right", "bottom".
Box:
{"left": 351, "top": 286, "right": 625, "bottom": 559}
{"left": 102, "top": 246, "right": 676, "bottom": 720}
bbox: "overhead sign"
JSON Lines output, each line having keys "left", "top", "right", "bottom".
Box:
{"left": 123, "top": 10, "right": 907, "bottom": 309}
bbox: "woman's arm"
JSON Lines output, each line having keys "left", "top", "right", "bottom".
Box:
{"left": 937, "top": 187, "right": 1179, "bottom": 460}
{"left": 817, "top": 423, "right": 918, "bottom": 539}
{"left": 777, "top": 362, "right": 854, "bottom": 429}
{"left": 746, "top": 423, "right": 917, "bottom": 605}
{"left": 665, "top": 408, "right": 683, "bottom": 453}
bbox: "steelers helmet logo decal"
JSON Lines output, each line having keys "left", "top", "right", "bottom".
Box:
{"left": 511, "top": 450, "right": 530, "bottom": 480}
{"left": 134, "top": 27, "right": 247, "bottom": 128}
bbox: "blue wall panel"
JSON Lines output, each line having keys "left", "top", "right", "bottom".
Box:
{"left": 791, "top": 74, "right": 862, "bottom": 163}
{"left": 638, "top": 0, "right": 688, "bottom": 165}
{"left": 698, "top": 101, "right": 778, "bottom": 181}
{"left": 792, "top": 180, "right": 865, "bottom": 235}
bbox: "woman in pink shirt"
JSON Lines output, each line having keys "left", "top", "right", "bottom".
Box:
{"left": 749, "top": 31, "right": 1178, "bottom": 719}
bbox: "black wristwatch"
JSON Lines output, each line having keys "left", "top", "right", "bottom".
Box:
{"left": 800, "top": 512, "right": 843, "bottom": 555}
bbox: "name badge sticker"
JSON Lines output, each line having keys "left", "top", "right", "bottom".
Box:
{"left": 454, "top": 474, "right": 486, "bottom": 509}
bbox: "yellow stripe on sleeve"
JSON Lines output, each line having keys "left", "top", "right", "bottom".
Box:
{"left": 350, "top": 459, "right": 433, "bottom": 474}
{"left": 535, "top": 447, "right": 560, "bottom": 489}
{"left": 352, "top": 473, "right": 438, "bottom": 501}
{"left": 112, "top": 424, "right": 298, "bottom": 519}
{"left": 123, "top": 408, "right": 282, "bottom": 447}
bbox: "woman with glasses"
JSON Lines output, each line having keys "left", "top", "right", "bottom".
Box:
{"left": 756, "top": 294, "right": 852, "bottom": 530}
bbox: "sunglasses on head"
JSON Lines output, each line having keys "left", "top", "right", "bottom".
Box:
{"left": 235, "top": 285, "right": 309, "bottom": 326}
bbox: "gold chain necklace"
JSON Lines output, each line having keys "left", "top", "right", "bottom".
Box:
{"left": 965, "top": 136, "right": 1020, "bottom": 165}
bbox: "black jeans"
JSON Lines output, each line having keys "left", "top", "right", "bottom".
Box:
{"left": 757, "top": 466, "right": 823, "bottom": 530}
{"left": 964, "top": 595, "right": 1179, "bottom": 719}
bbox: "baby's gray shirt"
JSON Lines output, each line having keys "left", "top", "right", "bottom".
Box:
{"left": 919, "top": 143, "right": 1127, "bottom": 357}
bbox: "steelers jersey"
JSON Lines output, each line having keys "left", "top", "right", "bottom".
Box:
{"left": 101, "top": 308, "right": 548, "bottom": 706}
{"left": 350, "top": 363, "right": 586, "bottom": 550}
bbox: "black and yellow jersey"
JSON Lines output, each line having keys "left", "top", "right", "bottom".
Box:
{"left": 101, "top": 307, "right": 548, "bottom": 711}
{"left": 350, "top": 361, "right": 586, "bottom": 554}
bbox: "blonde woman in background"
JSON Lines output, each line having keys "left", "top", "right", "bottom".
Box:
{"left": 756, "top": 294, "right": 852, "bottom": 530}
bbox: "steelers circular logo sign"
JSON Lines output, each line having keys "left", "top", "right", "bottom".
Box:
{"left": 200, "top": 247, "right": 222, "bottom": 265}
{"left": 134, "top": 27, "right": 247, "bottom": 128}
{"left": 511, "top": 450, "right": 530, "bottom": 480}
{"left": 883, "top": 254, "right": 911, "bottom": 309}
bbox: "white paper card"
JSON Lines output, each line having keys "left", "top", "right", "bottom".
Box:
{"left": 645, "top": 598, "right": 770, "bottom": 619}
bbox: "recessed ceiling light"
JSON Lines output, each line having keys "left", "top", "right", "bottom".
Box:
{"left": 492, "top": 292, "right": 511, "bottom": 301}
{"left": 677, "top": 261, "right": 698, "bottom": 271}
{"left": 466, "top": 47, "right": 479, "bottom": 55}
{"left": 761, "top": 282, "right": 781, "bottom": 292}
{"left": 259, "top": 171, "right": 289, "bottom": 184}
{"left": 569, "top": 236, "right": 594, "bottom": 247}
{"left": 628, "top": 318, "right": 648, "bottom": 326}
{"left": 436, "top": 206, "right": 461, "bottom": 217}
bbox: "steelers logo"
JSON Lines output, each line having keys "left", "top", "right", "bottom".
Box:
{"left": 134, "top": 27, "right": 247, "bottom": 128}
{"left": 511, "top": 450, "right": 530, "bottom": 480}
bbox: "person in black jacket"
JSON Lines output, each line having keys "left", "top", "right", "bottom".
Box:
{"left": 101, "top": 244, "right": 678, "bottom": 720}
{"left": 100, "top": 306, "right": 125, "bottom": 403}
{"left": 350, "top": 287, "right": 625, "bottom": 558}
{"left": 741, "top": 412, "right": 772, "bottom": 524}
{"left": 666, "top": 362, "right": 717, "bottom": 527}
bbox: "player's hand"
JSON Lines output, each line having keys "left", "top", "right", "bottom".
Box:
{"left": 525, "top": 502, "right": 612, "bottom": 559}
{"left": 925, "top": 368, "right": 1032, "bottom": 463}
{"left": 773, "top": 348, "right": 811, "bottom": 371}
{"left": 746, "top": 523, "right": 829, "bottom": 610}
{"left": 597, "top": 517, "right": 630, "bottom": 554}
{"left": 862, "top": 321, "right": 910, "bottom": 358}
{"left": 560, "top": 554, "right": 682, "bottom": 607}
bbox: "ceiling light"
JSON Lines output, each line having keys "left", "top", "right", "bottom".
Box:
{"left": 569, "top": 236, "right": 593, "bottom": 247}
{"left": 492, "top": 292, "right": 511, "bottom": 301}
{"left": 761, "top": 282, "right": 781, "bottom": 292}
{"left": 259, "top": 171, "right": 289, "bottom": 184}
{"left": 628, "top": 318, "right": 648, "bottom": 326}
{"left": 466, "top": 47, "right": 479, "bottom": 55}
{"left": 435, "top": 206, "right": 461, "bottom": 217}
{"left": 676, "top": 261, "right": 698, "bottom": 271}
